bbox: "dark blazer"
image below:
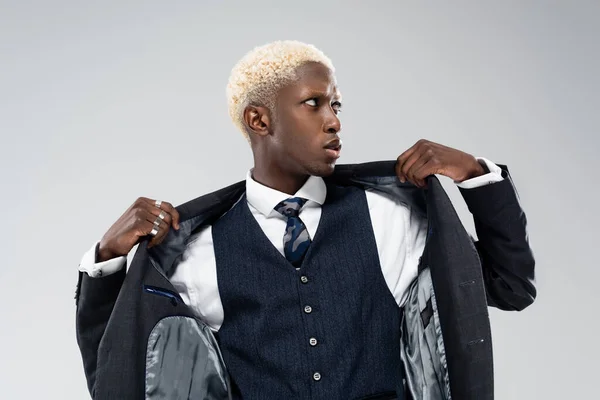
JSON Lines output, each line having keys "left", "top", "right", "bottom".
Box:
{"left": 75, "top": 160, "right": 536, "bottom": 400}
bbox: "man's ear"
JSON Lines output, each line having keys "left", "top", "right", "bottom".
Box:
{"left": 243, "top": 105, "right": 271, "bottom": 138}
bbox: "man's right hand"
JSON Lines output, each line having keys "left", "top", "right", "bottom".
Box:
{"left": 97, "top": 197, "right": 180, "bottom": 262}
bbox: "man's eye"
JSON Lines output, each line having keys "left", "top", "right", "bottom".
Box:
{"left": 305, "top": 98, "right": 318, "bottom": 107}
{"left": 332, "top": 101, "right": 342, "bottom": 113}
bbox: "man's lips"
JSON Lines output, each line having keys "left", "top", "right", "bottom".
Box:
{"left": 323, "top": 139, "right": 342, "bottom": 159}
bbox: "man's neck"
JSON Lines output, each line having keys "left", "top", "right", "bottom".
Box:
{"left": 251, "top": 166, "right": 309, "bottom": 196}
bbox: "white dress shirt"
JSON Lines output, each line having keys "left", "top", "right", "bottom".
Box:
{"left": 79, "top": 158, "right": 503, "bottom": 331}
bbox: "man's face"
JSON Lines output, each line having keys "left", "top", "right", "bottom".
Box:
{"left": 269, "top": 61, "right": 342, "bottom": 177}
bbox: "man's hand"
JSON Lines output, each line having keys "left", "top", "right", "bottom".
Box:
{"left": 395, "top": 139, "right": 486, "bottom": 188}
{"left": 97, "top": 197, "right": 180, "bottom": 262}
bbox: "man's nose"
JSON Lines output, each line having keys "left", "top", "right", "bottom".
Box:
{"left": 323, "top": 109, "right": 341, "bottom": 134}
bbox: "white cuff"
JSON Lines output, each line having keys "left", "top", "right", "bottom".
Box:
{"left": 78, "top": 241, "right": 127, "bottom": 278}
{"left": 455, "top": 157, "right": 504, "bottom": 189}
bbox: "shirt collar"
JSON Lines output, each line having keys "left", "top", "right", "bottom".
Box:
{"left": 245, "top": 169, "right": 327, "bottom": 218}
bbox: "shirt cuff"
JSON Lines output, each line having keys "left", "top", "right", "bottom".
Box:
{"left": 78, "top": 241, "right": 127, "bottom": 278}
{"left": 454, "top": 157, "right": 504, "bottom": 189}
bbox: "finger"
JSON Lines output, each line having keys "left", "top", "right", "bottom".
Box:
{"left": 137, "top": 199, "right": 175, "bottom": 233}
{"left": 140, "top": 220, "right": 164, "bottom": 248}
{"left": 147, "top": 223, "right": 168, "bottom": 248}
{"left": 149, "top": 217, "right": 174, "bottom": 247}
{"left": 412, "top": 158, "right": 435, "bottom": 188}
{"left": 151, "top": 218, "right": 177, "bottom": 246}
{"left": 406, "top": 154, "right": 431, "bottom": 186}
{"left": 396, "top": 144, "right": 420, "bottom": 181}
{"left": 154, "top": 200, "right": 180, "bottom": 230}
{"left": 396, "top": 140, "right": 426, "bottom": 182}
{"left": 146, "top": 205, "right": 174, "bottom": 228}
{"left": 140, "top": 198, "right": 180, "bottom": 230}
{"left": 144, "top": 209, "right": 171, "bottom": 231}
{"left": 401, "top": 148, "right": 428, "bottom": 185}
{"left": 139, "top": 210, "right": 171, "bottom": 248}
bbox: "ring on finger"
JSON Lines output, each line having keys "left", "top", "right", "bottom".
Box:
{"left": 158, "top": 210, "right": 166, "bottom": 220}
{"left": 150, "top": 226, "right": 159, "bottom": 237}
{"left": 153, "top": 216, "right": 162, "bottom": 226}
{"left": 155, "top": 199, "right": 162, "bottom": 208}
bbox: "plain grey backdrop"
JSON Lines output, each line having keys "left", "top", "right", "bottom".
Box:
{"left": 1, "top": 1, "right": 597, "bottom": 398}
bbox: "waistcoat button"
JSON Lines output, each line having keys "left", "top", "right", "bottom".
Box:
{"left": 304, "top": 305, "right": 312, "bottom": 314}
{"left": 300, "top": 275, "right": 309, "bottom": 284}
{"left": 313, "top": 372, "right": 321, "bottom": 381}
{"left": 309, "top": 337, "right": 318, "bottom": 346}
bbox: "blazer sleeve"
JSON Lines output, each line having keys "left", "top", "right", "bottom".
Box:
{"left": 74, "top": 242, "right": 126, "bottom": 397}
{"left": 458, "top": 164, "right": 537, "bottom": 311}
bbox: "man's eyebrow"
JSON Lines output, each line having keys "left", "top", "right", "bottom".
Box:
{"left": 298, "top": 87, "right": 342, "bottom": 104}
{"left": 304, "top": 89, "right": 342, "bottom": 101}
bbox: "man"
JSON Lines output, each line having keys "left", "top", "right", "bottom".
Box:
{"left": 75, "top": 40, "right": 536, "bottom": 399}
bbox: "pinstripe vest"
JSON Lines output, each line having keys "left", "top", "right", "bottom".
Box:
{"left": 212, "top": 183, "right": 405, "bottom": 400}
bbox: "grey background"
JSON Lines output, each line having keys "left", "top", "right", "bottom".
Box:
{"left": 1, "top": 1, "right": 597, "bottom": 398}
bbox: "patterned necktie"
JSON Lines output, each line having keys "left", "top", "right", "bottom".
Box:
{"left": 274, "top": 197, "right": 311, "bottom": 268}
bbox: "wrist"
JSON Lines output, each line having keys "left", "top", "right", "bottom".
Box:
{"left": 464, "top": 159, "right": 486, "bottom": 180}
{"left": 97, "top": 241, "right": 119, "bottom": 263}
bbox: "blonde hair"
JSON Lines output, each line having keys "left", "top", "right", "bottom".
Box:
{"left": 226, "top": 40, "right": 335, "bottom": 140}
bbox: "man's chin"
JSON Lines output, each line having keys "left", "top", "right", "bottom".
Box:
{"left": 308, "top": 162, "right": 337, "bottom": 177}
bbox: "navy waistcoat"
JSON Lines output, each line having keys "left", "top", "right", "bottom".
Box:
{"left": 212, "top": 183, "right": 405, "bottom": 400}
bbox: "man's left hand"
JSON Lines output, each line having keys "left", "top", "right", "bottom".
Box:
{"left": 395, "top": 139, "right": 486, "bottom": 188}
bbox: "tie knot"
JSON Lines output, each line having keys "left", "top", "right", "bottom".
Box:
{"left": 274, "top": 197, "right": 308, "bottom": 218}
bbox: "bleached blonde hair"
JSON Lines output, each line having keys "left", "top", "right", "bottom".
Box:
{"left": 226, "top": 40, "right": 335, "bottom": 141}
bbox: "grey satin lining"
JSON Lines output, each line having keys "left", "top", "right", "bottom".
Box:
{"left": 146, "top": 316, "right": 230, "bottom": 400}
{"left": 400, "top": 268, "right": 452, "bottom": 399}
{"left": 352, "top": 177, "right": 428, "bottom": 219}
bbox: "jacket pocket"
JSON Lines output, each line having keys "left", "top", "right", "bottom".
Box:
{"left": 143, "top": 285, "right": 182, "bottom": 306}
